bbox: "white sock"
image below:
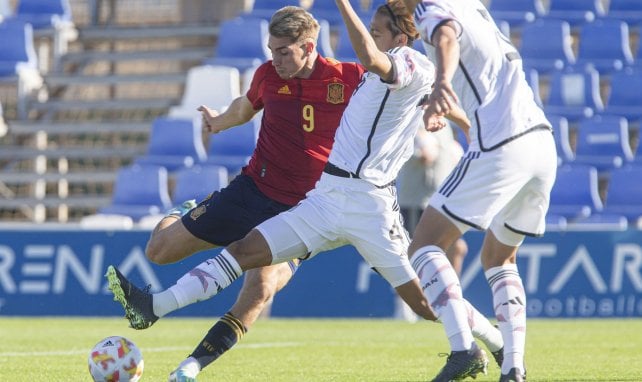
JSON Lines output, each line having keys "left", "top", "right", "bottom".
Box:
{"left": 411, "top": 246, "right": 474, "bottom": 351}
{"left": 168, "top": 249, "right": 243, "bottom": 309}
{"left": 152, "top": 289, "right": 178, "bottom": 318}
{"left": 464, "top": 299, "right": 503, "bottom": 353}
{"left": 485, "top": 264, "right": 526, "bottom": 374}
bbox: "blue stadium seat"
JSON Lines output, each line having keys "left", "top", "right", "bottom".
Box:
{"left": 519, "top": 19, "right": 575, "bottom": 74}
{"left": 204, "top": 17, "right": 270, "bottom": 72}
{"left": 599, "top": 166, "right": 642, "bottom": 223}
{"left": 548, "top": 164, "right": 603, "bottom": 220}
{"left": 0, "top": 19, "right": 38, "bottom": 77}
{"left": 603, "top": 67, "right": 642, "bottom": 122}
{"left": 205, "top": 119, "right": 259, "bottom": 175}
{"left": 545, "top": 66, "right": 603, "bottom": 122}
{"left": 12, "top": 0, "right": 72, "bottom": 29}
{"left": 172, "top": 164, "right": 229, "bottom": 204}
{"left": 573, "top": 115, "right": 634, "bottom": 172}
{"left": 525, "top": 67, "right": 543, "bottom": 107}
{"left": 335, "top": 16, "right": 372, "bottom": 63}
{"left": 309, "top": 0, "right": 368, "bottom": 28}
{"left": 0, "top": 0, "right": 13, "bottom": 21}
{"left": 134, "top": 117, "right": 207, "bottom": 172}
{"left": 546, "top": 0, "right": 606, "bottom": 26}
{"left": 607, "top": 0, "right": 642, "bottom": 25}
{"left": 488, "top": 0, "right": 546, "bottom": 27}
{"left": 317, "top": 19, "right": 335, "bottom": 59}
{"left": 547, "top": 114, "right": 574, "bottom": 163}
{"left": 575, "top": 19, "right": 634, "bottom": 75}
{"left": 99, "top": 164, "right": 172, "bottom": 221}
{"left": 243, "top": 0, "right": 299, "bottom": 19}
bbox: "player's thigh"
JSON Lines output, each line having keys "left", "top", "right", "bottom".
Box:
{"left": 146, "top": 219, "right": 213, "bottom": 263}
{"left": 257, "top": 192, "right": 345, "bottom": 264}
{"left": 491, "top": 131, "right": 557, "bottom": 239}
{"left": 409, "top": 205, "right": 463, "bottom": 257}
{"left": 182, "top": 174, "right": 291, "bottom": 246}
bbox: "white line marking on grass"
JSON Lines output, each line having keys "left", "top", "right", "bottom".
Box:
{"left": 0, "top": 342, "right": 301, "bottom": 358}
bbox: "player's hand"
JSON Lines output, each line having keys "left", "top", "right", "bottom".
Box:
{"left": 198, "top": 105, "right": 220, "bottom": 133}
{"left": 423, "top": 112, "right": 447, "bottom": 132}
{"left": 428, "top": 79, "right": 459, "bottom": 116}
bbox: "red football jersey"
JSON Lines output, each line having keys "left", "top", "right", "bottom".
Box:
{"left": 244, "top": 56, "right": 365, "bottom": 205}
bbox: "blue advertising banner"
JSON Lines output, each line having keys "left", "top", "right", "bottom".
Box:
{"left": 0, "top": 229, "right": 641, "bottom": 318}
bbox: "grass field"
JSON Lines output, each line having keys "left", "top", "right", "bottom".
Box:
{"left": 1, "top": 317, "right": 641, "bottom": 381}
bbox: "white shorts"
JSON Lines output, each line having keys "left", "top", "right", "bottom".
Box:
{"left": 430, "top": 129, "right": 557, "bottom": 238}
{"left": 256, "top": 172, "right": 415, "bottom": 287}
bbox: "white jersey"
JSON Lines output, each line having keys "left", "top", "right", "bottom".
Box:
{"left": 413, "top": 0, "right": 550, "bottom": 152}
{"left": 328, "top": 46, "right": 435, "bottom": 187}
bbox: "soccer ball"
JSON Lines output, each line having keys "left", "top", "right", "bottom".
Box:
{"left": 88, "top": 336, "right": 144, "bottom": 382}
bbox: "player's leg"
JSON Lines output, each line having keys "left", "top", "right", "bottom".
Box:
{"left": 481, "top": 227, "right": 525, "bottom": 379}
{"left": 445, "top": 238, "right": 468, "bottom": 276}
{"left": 410, "top": 206, "right": 477, "bottom": 350}
{"left": 482, "top": 129, "right": 556, "bottom": 381}
{"left": 169, "top": 262, "right": 297, "bottom": 380}
{"left": 146, "top": 216, "right": 214, "bottom": 264}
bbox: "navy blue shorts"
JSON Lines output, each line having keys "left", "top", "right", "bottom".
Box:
{"left": 182, "top": 174, "right": 293, "bottom": 247}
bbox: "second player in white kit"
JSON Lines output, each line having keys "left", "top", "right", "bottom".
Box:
{"left": 403, "top": 0, "right": 558, "bottom": 381}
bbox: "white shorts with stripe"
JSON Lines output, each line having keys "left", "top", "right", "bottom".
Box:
{"left": 256, "top": 172, "right": 414, "bottom": 287}
{"left": 430, "top": 129, "right": 557, "bottom": 237}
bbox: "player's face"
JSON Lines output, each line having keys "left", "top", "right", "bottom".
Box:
{"left": 268, "top": 35, "right": 312, "bottom": 80}
{"left": 370, "top": 13, "right": 398, "bottom": 52}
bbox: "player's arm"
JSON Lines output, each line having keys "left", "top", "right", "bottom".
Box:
{"left": 199, "top": 95, "right": 258, "bottom": 134}
{"left": 428, "top": 21, "right": 461, "bottom": 115}
{"left": 335, "top": 0, "right": 394, "bottom": 82}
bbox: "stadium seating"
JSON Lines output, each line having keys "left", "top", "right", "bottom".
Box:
{"left": 243, "top": 0, "right": 299, "bottom": 20}
{"left": 545, "top": 66, "right": 603, "bottom": 122}
{"left": 575, "top": 19, "right": 634, "bottom": 75}
{"left": 519, "top": 18, "right": 575, "bottom": 74}
{"left": 317, "top": 19, "right": 335, "bottom": 59}
{"left": 548, "top": 114, "right": 574, "bottom": 163}
{"left": 488, "top": 0, "right": 546, "bottom": 27}
{"left": 0, "top": 19, "right": 38, "bottom": 77}
{"left": 603, "top": 68, "right": 642, "bottom": 122}
{"left": 12, "top": 0, "right": 73, "bottom": 30}
{"left": 134, "top": 117, "right": 207, "bottom": 172}
{"left": 525, "top": 68, "right": 543, "bottom": 106}
{"left": 600, "top": 166, "right": 642, "bottom": 223}
{"left": 204, "top": 17, "right": 270, "bottom": 72}
{"left": 0, "top": 0, "right": 12, "bottom": 21}
{"left": 99, "top": 164, "right": 172, "bottom": 221}
{"left": 205, "top": 119, "right": 259, "bottom": 175}
{"left": 546, "top": 0, "right": 606, "bottom": 26}
{"left": 172, "top": 164, "right": 229, "bottom": 204}
{"left": 0, "top": 19, "right": 43, "bottom": 118}
{"left": 606, "top": 0, "right": 642, "bottom": 25}
{"left": 548, "top": 164, "right": 603, "bottom": 220}
{"left": 573, "top": 115, "right": 634, "bottom": 172}
{"left": 309, "top": 0, "right": 369, "bottom": 28}
{"left": 168, "top": 65, "right": 241, "bottom": 120}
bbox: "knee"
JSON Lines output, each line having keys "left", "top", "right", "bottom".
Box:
{"left": 145, "top": 234, "right": 170, "bottom": 264}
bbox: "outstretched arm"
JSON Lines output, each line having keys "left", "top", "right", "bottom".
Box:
{"left": 335, "top": 0, "right": 394, "bottom": 81}
{"left": 199, "top": 95, "right": 258, "bottom": 134}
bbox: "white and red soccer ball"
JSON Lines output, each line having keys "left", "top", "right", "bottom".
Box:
{"left": 88, "top": 336, "right": 144, "bottom": 382}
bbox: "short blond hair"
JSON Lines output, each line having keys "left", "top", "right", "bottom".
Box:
{"left": 269, "top": 6, "right": 320, "bottom": 43}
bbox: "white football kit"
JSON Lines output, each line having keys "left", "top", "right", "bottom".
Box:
{"left": 414, "top": 0, "right": 557, "bottom": 240}
{"left": 257, "top": 46, "right": 435, "bottom": 287}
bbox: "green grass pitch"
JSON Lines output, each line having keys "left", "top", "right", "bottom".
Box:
{"left": 1, "top": 317, "right": 641, "bottom": 381}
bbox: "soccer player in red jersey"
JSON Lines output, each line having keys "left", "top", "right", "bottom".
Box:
{"left": 115, "top": 6, "right": 364, "bottom": 381}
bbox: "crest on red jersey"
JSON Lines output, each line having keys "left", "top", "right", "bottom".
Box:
{"left": 327, "top": 82, "right": 344, "bottom": 104}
